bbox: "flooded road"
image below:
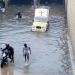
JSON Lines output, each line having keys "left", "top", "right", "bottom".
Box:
{"left": 0, "top": 5, "right": 72, "bottom": 75}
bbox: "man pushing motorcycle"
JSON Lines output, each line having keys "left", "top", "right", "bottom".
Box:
{"left": 2, "top": 44, "right": 14, "bottom": 63}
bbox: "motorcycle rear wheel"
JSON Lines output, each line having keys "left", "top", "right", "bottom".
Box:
{"left": 1, "top": 62, "right": 4, "bottom": 68}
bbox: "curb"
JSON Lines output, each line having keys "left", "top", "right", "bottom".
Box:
{"left": 67, "top": 35, "right": 75, "bottom": 75}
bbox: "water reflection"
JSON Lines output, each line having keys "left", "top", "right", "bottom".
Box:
{"left": 0, "top": 66, "right": 14, "bottom": 75}
{"left": 0, "top": 14, "right": 6, "bottom": 21}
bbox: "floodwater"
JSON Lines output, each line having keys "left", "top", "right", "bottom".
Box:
{"left": 0, "top": 5, "right": 73, "bottom": 75}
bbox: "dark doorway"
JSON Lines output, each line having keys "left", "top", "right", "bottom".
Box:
{"left": 0, "top": 1, "right": 5, "bottom": 8}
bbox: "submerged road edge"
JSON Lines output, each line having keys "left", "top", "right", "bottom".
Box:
{"left": 67, "top": 34, "right": 75, "bottom": 75}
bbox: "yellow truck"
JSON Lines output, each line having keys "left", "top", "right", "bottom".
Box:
{"left": 32, "top": 6, "right": 49, "bottom": 32}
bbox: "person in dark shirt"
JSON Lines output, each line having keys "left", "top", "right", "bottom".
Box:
{"left": 16, "top": 11, "right": 22, "bottom": 19}
{"left": 2, "top": 44, "right": 14, "bottom": 63}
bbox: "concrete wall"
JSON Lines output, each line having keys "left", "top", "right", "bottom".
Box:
{"left": 67, "top": 0, "right": 75, "bottom": 57}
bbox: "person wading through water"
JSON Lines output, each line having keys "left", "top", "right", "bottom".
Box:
{"left": 2, "top": 44, "right": 14, "bottom": 63}
{"left": 23, "top": 43, "right": 31, "bottom": 62}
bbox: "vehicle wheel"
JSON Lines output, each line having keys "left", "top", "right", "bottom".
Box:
{"left": 1, "top": 62, "right": 4, "bottom": 68}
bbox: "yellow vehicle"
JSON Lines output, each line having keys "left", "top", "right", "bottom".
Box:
{"left": 32, "top": 17, "right": 49, "bottom": 32}
{"left": 32, "top": 7, "right": 49, "bottom": 32}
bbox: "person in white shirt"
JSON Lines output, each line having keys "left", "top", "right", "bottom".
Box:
{"left": 23, "top": 43, "right": 31, "bottom": 62}
{"left": 1, "top": 8, "right": 5, "bottom": 13}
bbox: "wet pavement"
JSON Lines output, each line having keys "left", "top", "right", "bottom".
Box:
{"left": 0, "top": 5, "right": 73, "bottom": 75}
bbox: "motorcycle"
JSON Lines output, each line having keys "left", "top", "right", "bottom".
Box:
{"left": 1, "top": 50, "right": 8, "bottom": 68}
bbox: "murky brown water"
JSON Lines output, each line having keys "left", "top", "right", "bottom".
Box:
{"left": 0, "top": 5, "right": 72, "bottom": 75}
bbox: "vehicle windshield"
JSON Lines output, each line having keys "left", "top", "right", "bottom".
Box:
{"left": 34, "top": 17, "right": 48, "bottom": 22}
